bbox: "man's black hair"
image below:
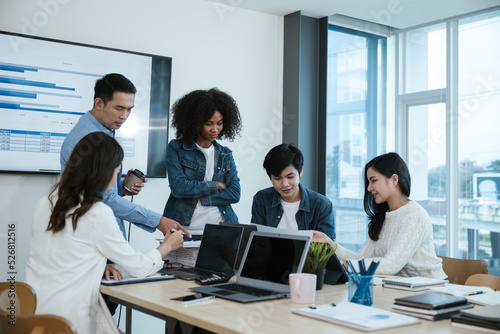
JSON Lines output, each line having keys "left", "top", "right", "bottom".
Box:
{"left": 94, "top": 73, "right": 136, "bottom": 105}
{"left": 263, "top": 143, "right": 304, "bottom": 178}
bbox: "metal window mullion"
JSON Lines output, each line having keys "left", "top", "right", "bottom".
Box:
{"left": 446, "top": 20, "right": 459, "bottom": 258}
{"left": 395, "top": 32, "right": 407, "bottom": 158}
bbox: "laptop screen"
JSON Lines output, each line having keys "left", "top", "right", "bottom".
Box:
{"left": 238, "top": 233, "right": 309, "bottom": 285}
{"left": 195, "top": 224, "right": 243, "bottom": 273}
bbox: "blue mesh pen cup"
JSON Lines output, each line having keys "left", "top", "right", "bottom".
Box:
{"left": 347, "top": 273, "right": 374, "bottom": 306}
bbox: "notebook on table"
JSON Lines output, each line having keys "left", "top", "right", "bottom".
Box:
{"left": 382, "top": 277, "right": 448, "bottom": 291}
{"left": 394, "top": 292, "right": 468, "bottom": 310}
{"left": 219, "top": 222, "right": 258, "bottom": 269}
{"left": 159, "top": 223, "right": 243, "bottom": 280}
{"left": 190, "top": 231, "right": 312, "bottom": 303}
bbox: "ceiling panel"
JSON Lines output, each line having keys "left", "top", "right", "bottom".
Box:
{"left": 204, "top": 0, "right": 500, "bottom": 29}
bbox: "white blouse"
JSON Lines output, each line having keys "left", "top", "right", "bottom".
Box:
{"left": 335, "top": 200, "right": 446, "bottom": 279}
{"left": 26, "top": 195, "right": 164, "bottom": 334}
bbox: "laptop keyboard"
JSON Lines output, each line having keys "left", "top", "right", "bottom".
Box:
{"left": 177, "top": 267, "right": 205, "bottom": 274}
{"left": 220, "top": 283, "right": 278, "bottom": 297}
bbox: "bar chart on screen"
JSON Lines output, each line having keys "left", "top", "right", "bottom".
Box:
{"left": 0, "top": 31, "right": 169, "bottom": 174}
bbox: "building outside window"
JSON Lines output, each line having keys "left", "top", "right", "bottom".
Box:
{"left": 327, "top": 8, "right": 500, "bottom": 275}
{"left": 325, "top": 26, "right": 386, "bottom": 252}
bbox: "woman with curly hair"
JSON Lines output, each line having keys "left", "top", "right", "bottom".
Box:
{"left": 163, "top": 88, "right": 243, "bottom": 238}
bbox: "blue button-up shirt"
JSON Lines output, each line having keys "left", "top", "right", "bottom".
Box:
{"left": 163, "top": 139, "right": 240, "bottom": 226}
{"left": 60, "top": 111, "right": 161, "bottom": 238}
{"left": 251, "top": 184, "right": 335, "bottom": 240}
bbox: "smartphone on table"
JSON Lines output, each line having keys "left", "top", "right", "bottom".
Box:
{"left": 170, "top": 293, "right": 215, "bottom": 306}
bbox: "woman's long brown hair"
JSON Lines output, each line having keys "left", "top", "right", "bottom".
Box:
{"left": 47, "top": 132, "right": 124, "bottom": 233}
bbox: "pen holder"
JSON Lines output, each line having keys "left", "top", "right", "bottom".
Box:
{"left": 347, "top": 273, "right": 374, "bottom": 306}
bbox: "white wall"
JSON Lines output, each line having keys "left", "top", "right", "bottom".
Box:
{"left": 0, "top": 0, "right": 283, "bottom": 331}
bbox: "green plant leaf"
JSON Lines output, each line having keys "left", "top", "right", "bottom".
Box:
{"left": 304, "top": 241, "right": 335, "bottom": 271}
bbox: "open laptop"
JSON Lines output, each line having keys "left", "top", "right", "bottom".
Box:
{"left": 159, "top": 223, "right": 243, "bottom": 280}
{"left": 190, "top": 231, "right": 311, "bottom": 303}
{"left": 219, "top": 222, "right": 258, "bottom": 270}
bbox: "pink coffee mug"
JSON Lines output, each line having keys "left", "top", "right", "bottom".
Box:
{"left": 289, "top": 273, "right": 316, "bottom": 304}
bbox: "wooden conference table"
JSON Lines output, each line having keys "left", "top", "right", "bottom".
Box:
{"left": 100, "top": 278, "right": 469, "bottom": 334}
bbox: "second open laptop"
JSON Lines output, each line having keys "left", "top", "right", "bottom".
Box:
{"left": 190, "top": 231, "right": 311, "bottom": 303}
{"left": 218, "top": 222, "right": 258, "bottom": 270}
{"left": 159, "top": 223, "right": 243, "bottom": 280}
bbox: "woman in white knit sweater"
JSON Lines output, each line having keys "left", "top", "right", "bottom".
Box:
{"left": 314, "top": 152, "right": 446, "bottom": 279}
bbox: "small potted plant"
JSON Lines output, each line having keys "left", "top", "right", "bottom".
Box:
{"left": 303, "top": 242, "right": 334, "bottom": 290}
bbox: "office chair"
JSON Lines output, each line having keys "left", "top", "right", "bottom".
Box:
{"left": 1, "top": 281, "right": 77, "bottom": 333}
{"left": 438, "top": 256, "right": 489, "bottom": 285}
{"left": 1, "top": 281, "right": 37, "bottom": 333}
{"left": 465, "top": 273, "right": 500, "bottom": 291}
{"left": 16, "top": 313, "right": 77, "bottom": 334}
{"left": 0, "top": 281, "right": 37, "bottom": 314}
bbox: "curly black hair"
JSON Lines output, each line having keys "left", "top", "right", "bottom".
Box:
{"left": 171, "top": 88, "right": 242, "bottom": 143}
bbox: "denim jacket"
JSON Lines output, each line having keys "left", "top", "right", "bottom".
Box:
{"left": 251, "top": 184, "right": 335, "bottom": 240}
{"left": 163, "top": 139, "right": 240, "bottom": 225}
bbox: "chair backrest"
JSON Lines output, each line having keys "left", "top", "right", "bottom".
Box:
{"left": 438, "top": 256, "right": 489, "bottom": 285}
{"left": 17, "top": 314, "right": 77, "bottom": 334}
{"left": 0, "top": 281, "right": 37, "bottom": 315}
{"left": 1, "top": 281, "right": 37, "bottom": 334}
{"left": 465, "top": 273, "right": 500, "bottom": 291}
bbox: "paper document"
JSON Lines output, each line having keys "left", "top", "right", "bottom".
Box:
{"left": 464, "top": 291, "right": 500, "bottom": 306}
{"left": 293, "top": 302, "right": 420, "bottom": 331}
{"left": 428, "top": 284, "right": 494, "bottom": 297}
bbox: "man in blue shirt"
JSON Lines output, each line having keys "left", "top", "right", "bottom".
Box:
{"left": 60, "top": 73, "right": 189, "bottom": 240}
{"left": 251, "top": 143, "right": 335, "bottom": 240}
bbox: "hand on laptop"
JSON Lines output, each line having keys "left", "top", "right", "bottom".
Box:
{"left": 103, "top": 264, "right": 123, "bottom": 281}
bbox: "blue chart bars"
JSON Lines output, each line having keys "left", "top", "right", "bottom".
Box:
{"left": 0, "top": 61, "right": 91, "bottom": 116}
{"left": 0, "top": 61, "right": 96, "bottom": 159}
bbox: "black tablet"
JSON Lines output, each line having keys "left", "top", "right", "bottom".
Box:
{"left": 324, "top": 253, "right": 348, "bottom": 285}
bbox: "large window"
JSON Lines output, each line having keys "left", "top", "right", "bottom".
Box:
{"left": 325, "top": 26, "right": 386, "bottom": 252}
{"left": 396, "top": 10, "right": 500, "bottom": 276}
{"left": 396, "top": 22, "right": 449, "bottom": 258}
{"left": 327, "top": 9, "right": 500, "bottom": 276}
{"left": 458, "top": 11, "right": 500, "bottom": 267}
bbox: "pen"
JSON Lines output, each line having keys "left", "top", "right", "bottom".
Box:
{"left": 464, "top": 290, "right": 485, "bottom": 296}
{"left": 169, "top": 229, "right": 185, "bottom": 235}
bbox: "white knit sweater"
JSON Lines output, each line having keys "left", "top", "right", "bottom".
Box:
{"left": 336, "top": 201, "right": 446, "bottom": 279}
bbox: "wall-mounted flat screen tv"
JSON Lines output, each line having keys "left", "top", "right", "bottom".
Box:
{"left": 0, "top": 31, "right": 171, "bottom": 177}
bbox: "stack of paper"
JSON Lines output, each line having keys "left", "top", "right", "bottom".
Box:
{"left": 293, "top": 301, "right": 420, "bottom": 331}
{"left": 164, "top": 241, "right": 200, "bottom": 267}
{"left": 391, "top": 292, "right": 473, "bottom": 321}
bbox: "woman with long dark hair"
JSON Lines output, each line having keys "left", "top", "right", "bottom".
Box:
{"left": 26, "top": 132, "right": 183, "bottom": 334}
{"left": 314, "top": 152, "right": 446, "bottom": 278}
